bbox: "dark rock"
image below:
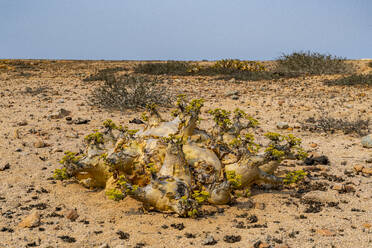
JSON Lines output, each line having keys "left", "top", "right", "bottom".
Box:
{"left": 58, "top": 235, "right": 76, "bottom": 243}
{"left": 116, "top": 230, "right": 130, "bottom": 240}
{"left": 304, "top": 155, "right": 329, "bottom": 165}
{"left": 223, "top": 235, "right": 241, "bottom": 243}
{"left": 129, "top": 118, "right": 145, "bottom": 124}
{"left": 0, "top": 163, "right": 10, "bottom": 171}
{"left": 74, "top": 118, "right": 90, "bottom": 125}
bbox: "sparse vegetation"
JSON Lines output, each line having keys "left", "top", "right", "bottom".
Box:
{"left": 324, "top": 74, "right": 372, "bottom": 86}
{"left": 283, "top": 170, "right": 307, "bottom": 185}
{"left": 88, "top": 74, "right": 171, "bottom": 110}
{"left": 134, "top": 61, "right": 192, "bottom": 75}
{"left": 368, "top": 61, "right": 372, "bottom": 68}
{"left": 302, "top": 116, "right": 370, "bottom": 136}
{"left": 275, "top": 51, "right": 354, "bottom": 76}
{"left": 83, "top": 67, "right": 127, "bottom": 81}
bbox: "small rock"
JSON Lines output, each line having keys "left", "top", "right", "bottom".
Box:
{"left": 362, "top": 167, "right": 372, "bottom": 175}
{"left": 316, "top": 229, "right": 335, "bottom": 236}
{"left": 353, "top": 165, "right": 364, "bottom": 172}
{"left": 17, "top": 120, "right": 28, "bottom": 126}
{"left": 65, "top": 209, "right": 79, "bottom": 221}
{"left": 310, "top": 143, "right": 318, "bottom": 148}
{"left": 74, "top": 118, "right": 90, "bottom": 125}
{"left": 202, "top": 235, "right": 217, "bottom": 246}
{"left": 116, "top": 230, "right": 130, "bottom": 240}
{"left": 332, "top": 183, "right": 343, "bottom": 192}
{"left": 129, "top": 118, "right": 145, "bottom": 124}
{"left": 58, "top": 99, "right": 65, "bottom": 103}
{"left": 343, "top": 185, "right": 356, "bottom": 192}
{"left": 18, "top": 210, "right": 40, "bottom": 228}
{"left": 49, "top": 108, "right": 71, "bottom": 119}
{"left": 302, "top": 191, "right": 338, "bottom": 204}
{"left": 223, "top": 235, "right": 241, "bottom": 243}
{"left": 361, "top": 134, "right": 372, "bottom": 148}
{"left": 362, "top": 223, "right": 371, "bottom": 229}
{"left": 304, "top": 155, "right": 329, "bottom": 165}
{"left": 34, "top": 140, "right": 46, "bottom": 148}
{"left": 231, "top": 95, "right": 239, "bottom": 100}
{"left": 276, "top": 122, "right": 289, "bottom": 129}
{"left": 0, "top": 163, "right": 10, "bottom": 171}
{"left": 278, "top": 100, "right": 285, "bottom": 106}
{"left": 225, "top": 90, "right": 239, "bottom": 97}
{"left": 99, "top": 244, "right": 110, "bottom": 248}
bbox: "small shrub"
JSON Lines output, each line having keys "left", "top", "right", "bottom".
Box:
{"left": 106, "top": 189, "right": 125, "bottom": 201}
{"left": 368, "top": 61, "right": 372, "bottom": 68}
{"left": 323, "top": 73, "right": 372, "bottom": 86}
{"left": 53, "top": 168, "right": 69, "bottom": 180}
{"left": 88, "top": 74, "right": 171, "bottom": 110}
{"left": 134, "top": 61, "right": 192, "bottom": 75}
{"left": 275, "top": 51, "right": 354, "bottom": 76}
{"left": 83, "top": 67, "right": 127, "bottom": 82}
{"left": 302, "top": 116, "right": 370, "bottom": 136}
{"left": 283, "top": 170, "right": 307, "bottom": 185}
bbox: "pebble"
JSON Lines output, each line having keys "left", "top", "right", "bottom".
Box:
{"left": 362, "top": 167, "right": 372, "bottom": 175}
{"left": 361, "top": 134, "right": 372, "bottom": 148}
{"left": 302, "top": 191, "right": 338, "bottom": 204}
{"left": 65, "top": 209, "right": 79, "bottom": 221}
{"left": 18, "top": 210, "right": 40, "bottom": 228}
{"left": 202, "top": 235, "right": 217, "bottom": 245}
{"left": 276, "top": 122, "right": 289, "bottom": 129}
{"left": 17, "top": 120, "right": 28, "bottom": 126}
{"left": 316, "top": 229, "right": 335, "bottom": 236}
{"left": 0, "top": 163, "right": 10, "bottom": 171}
{"left": 310, "top": 143, "right": 318, "bottom": 148}
{"left": 34, "top": 140, "right": 46, "bottom": 148}
{"left": 353, "top": 165, "right": 364, "bottom": 172}
{"left": 99, "top": 244, "right": 110, "bottom": 248}
{"left": 49, "top": 108, "right": 71, "bottom": 119}
{"left": 225, "top": 90, "right": 239, "bottom": 97}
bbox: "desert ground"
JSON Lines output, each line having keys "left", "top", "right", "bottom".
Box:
{"left": 0, "top": 60, "right": 371, "bottom": 248}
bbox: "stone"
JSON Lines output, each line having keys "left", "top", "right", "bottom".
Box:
{"left": 225, "top": 90, "right": 239, "bottom": 97}
{"left": 353, "top": 165, "right": 364, "bottom": 172}
{"left": 99, "top": 244, "right": 110, "bottom": 248}
{"left": 276, "top": 122, "right": 289, "bottom": 129}
{"left": 231, "top": 95, "right": 239, "bottom": 100}
{"left": 0, "top": 163, "right": 10, "bottom": 171}
{"left": 316, "top": 229, "right": 335, "bottom": 236}
{"left": 302, "top": 191, "right": 338, "bottom": 204}
{"left": 361, "top": 134, "right": 372, "bottom": 148}
{"left": 34, "top": 140, "right": 46, "bottom": 148}
{"left": 65, "top": 209, "right": 79, "bottom": 221}
{"left": 202, "top": 235, "right": 217, "bottom": 245}
{"left": 17, "top": 120, "right": 28, "bottom": 126}
{"left": 362, "top": 223, "right": 371, "bottom": 229}
{"left": 49, "top": 108, "right": 71, "bottom": 119}
{"left": 18, "top": 211, "right": 40, "bottom": 228}
{"left": 362, "top": 167, "right": 372, "bottom": 175}
{"left": 310, "top": 143, "right": 318, "bottom": 148}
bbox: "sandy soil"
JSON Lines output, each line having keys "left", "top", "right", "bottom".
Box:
{"left": 0, "top": 60, "right": 371, "bottom": 248}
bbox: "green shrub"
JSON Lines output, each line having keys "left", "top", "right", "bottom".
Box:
{"left": 88, "top": 75, "right": 171, "bottom": 110}
{"left": 324, "top": 73, "right": 372, "bottom": 86}
{"left": 283, "top": 170, "right": 307, "bottom": 185}
{"left": 275, "top": 51, "right": 354, "bottom": 76}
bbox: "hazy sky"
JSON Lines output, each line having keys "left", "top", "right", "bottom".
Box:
{"left": 1, "top": 0, "right": 371, "bottom": 60}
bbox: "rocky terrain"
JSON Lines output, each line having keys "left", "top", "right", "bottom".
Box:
{"left": 0, "top": 60, "right": 371, "bottom": 247}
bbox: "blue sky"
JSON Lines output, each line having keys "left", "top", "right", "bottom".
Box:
{"left": 0, "top": 0, "right": 371, "bottom": 60}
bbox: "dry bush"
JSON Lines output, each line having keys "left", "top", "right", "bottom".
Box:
{"left": 275, "top": 51, "right": 354, "bottom": 76}
{"left": 324, "top": 74, "right": 372, "bottom": 86}
{"left": 134, "top": 61, "right": 192, "bottom": 75}
{"left": 83, "top": 67, "right": 127, "bottom": 82}
{"left": 88, "top": 74, "right": 171, "bottom": 110}
{"left": 302, "top": 116, "right": 370, "bottom": 136}
{"left": 368, "top": 61, "right": 372, "bottom": 68}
